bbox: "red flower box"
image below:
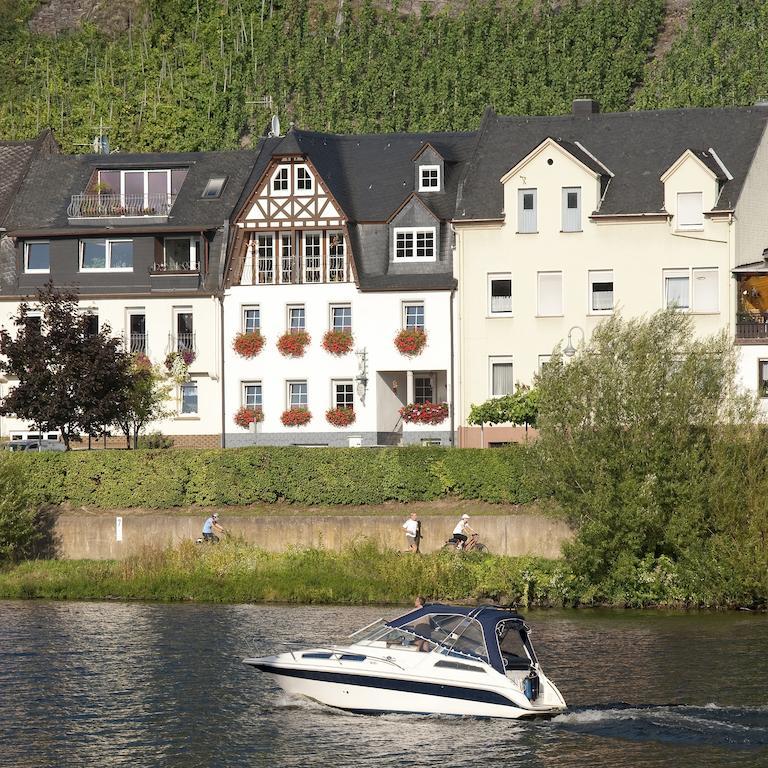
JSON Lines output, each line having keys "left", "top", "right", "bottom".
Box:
{"left": 399, "top": 401, "right": 448, "bottom": 425}
{"left": 277, "top": 330, "right": 311, "bottom": 357}
{"left": 233, "top": 331, "right": 265, "bottom": 358}
{"left": 326, "top": 407, "right": 355, "bottom": 427}
{"left": 394, "top": 328, "right": 427, "bottom": 356}
{"left": 234, "top": 406, "right": 264, "bottom": 428}
{"left": 322, "top": 330, "right": 354, "bottom": 356}
{"left": 281, "top": 407, "right": 311, "bottom": 426}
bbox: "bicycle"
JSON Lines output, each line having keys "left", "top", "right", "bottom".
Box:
{"left": 441, "top": 532, "right": 488, "bottom": 553}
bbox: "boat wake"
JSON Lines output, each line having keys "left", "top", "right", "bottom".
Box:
{"left": 552, "top": 703, "right": 768, "bottom": 749}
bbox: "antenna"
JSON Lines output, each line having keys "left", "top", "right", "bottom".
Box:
{"left": 269, "top": 115, "right": 281, "bottom": 138}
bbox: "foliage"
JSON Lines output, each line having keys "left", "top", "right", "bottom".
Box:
{"left": 534, "top": 310, "right": 764, "bottom": 607}
{"left": 280, "top": 407, "right": 312, "bottom": 426}
{"left": 326, "top": 407, "right": 355, "bottom": 427}
{"left": 394, "top": 328, "right": 427, "bottom": 356}
{"left": 399, "top": 401, "right": 448, "bottom": 425}
{"left": 115, "top": 355, "right": 174, "bottom": 449}
{"left": 137, "top": 431, "right": 174, "bottom": 449}
{"left": 0, "top": 1, "right": 665, "bottom": 152}
{"left": 468, "top": 385, "right": 539, "bottom": 428}
{"left": 234, "top": 405, "right": 264, "bottom": 428}
{"left": 277, "top": 330, "right": 310, "bottom": 357}
{"left": 0, "top": 455, "right": 39, "bottom": 564}
{"left": 14, "top": 445, "right": 536, "bottom": 508}
{"left": 164, "top": 350, "right": 194, "bottom": 382}
{"left": 322, "top": 330, "right": 354, "bottom": 356}
{"left": 0, "top": 283, "right": 132, "bottom": 448}
{"left": 233, "top": 331, "right": 265, "bottom": 358}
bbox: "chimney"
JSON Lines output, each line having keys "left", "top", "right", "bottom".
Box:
{"left": 572, "top": 98, "right": 600, "bottom": 116}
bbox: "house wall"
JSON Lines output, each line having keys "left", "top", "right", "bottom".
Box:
{"left": 222, "top": 282, "right": 453, "bottom": 446}
{"left": 455, "top": 144, "right": 734, "bottom": 443}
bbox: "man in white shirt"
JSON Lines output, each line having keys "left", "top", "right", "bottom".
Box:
{"left": 402, "top": 511, "right": 420, "bottom": 552}
{"left": 452, "top": 513, "right": 474, "bottom": 549}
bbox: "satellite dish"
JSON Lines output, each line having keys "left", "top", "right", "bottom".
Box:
{"left": 270, "top": 115, "right": 281, "bottom": 138}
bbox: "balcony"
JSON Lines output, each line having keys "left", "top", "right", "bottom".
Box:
{"left": 67, "top": 193, "right": 175, "bottom": 223}
{"left": 736, "top": 312, "right": 768, "bottom": 342}
{"left": 125, "top": 332, "right": 148, "bottom": 355}
{"left": 169, "top": 332, "right": 196, "bottom": 355}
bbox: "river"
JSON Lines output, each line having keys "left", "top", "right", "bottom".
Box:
{"left": 1, "top": 602, "right": 766, "bottom": 767}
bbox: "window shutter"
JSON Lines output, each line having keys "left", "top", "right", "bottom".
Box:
{"left": 677, "top": 192, "right": 703, "bottom": 228}
{"left": 538, "top": 272, "right": 563, "bottom": 315}
{"left": 692, "top": 268, "right": 718, "bottom": 312}
{"left": 562, "top": 187, "right": 581, "bottom": 232}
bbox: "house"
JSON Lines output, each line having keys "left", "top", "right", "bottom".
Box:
{"left": 0, "top": 146, "right": 257, "bottom": 446}
{"left": 453, "top": 100, "right": 768, "bottom": 446}
{"left": 222, "top": 127, "right": 476, "bottom": 446}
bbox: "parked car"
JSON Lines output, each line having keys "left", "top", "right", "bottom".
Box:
{"left": 2, "top": 439, "right": 66, "bottom": 452}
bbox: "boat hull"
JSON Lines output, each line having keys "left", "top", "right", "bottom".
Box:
{"left": 247, "top": 660, "right": 562, "bottom": 720}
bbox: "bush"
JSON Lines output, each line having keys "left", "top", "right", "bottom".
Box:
{"left": 138, "top": 432, "right": 174, "bottom": 449}
{"left": 0, "top": 455, "right": 40, "bottom": 563}
{"left": 16, "top": 445, "right": 537, "bottom": 508}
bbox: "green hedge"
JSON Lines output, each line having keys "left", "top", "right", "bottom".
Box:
{"left": 15, "top": 446, "right": 538, "bottom": 509}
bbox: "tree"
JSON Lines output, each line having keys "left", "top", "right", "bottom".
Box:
{"left": 0, "top": 283, "right": 133, "bottom": 448}
{"left": 115, "top": 355, "right": 174, "bottom": 449}
{"left": 467, "top": 385, "right": 539, "bottom": 445}
{"left": 534, "top": 310, "right": 759, "bottom": 605}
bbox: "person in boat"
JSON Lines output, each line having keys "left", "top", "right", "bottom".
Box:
{"left": 202, "top": 512, "right": 225, "bottom": 543}
{"left": 451, "top": 513, "right": 475, "bottom": 549}
{"left": 402, "top": 511, "right": 421, "bottom": 552}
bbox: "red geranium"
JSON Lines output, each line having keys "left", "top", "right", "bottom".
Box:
{"left": 234, "top": 406, "right": 264, "bottom": 428}
{"left": 399, "top": 401, "right": 448, "bottom": 425}
{"left": 326, "top": 407, "right": 355, "bottom": 427}
{"left": 280, "top": 407, "right": 312, "bottom": 426}
{"left": 277, "top": 331, "right": 311, "bottom": 357}
{"left": 233, "top": 331, "right": 265, "bottom": 358}
{"left": 394, "top": 328, "right": 427, "bottom": 356}
{"left": 322, "top": 330, "right": 354, "bottom": 356}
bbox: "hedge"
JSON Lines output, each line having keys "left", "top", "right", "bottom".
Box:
{"left": 13, "top": 446, "right": 538, "bottom": 509}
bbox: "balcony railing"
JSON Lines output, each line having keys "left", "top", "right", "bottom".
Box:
{"left": 169, "top": 332, "right": 196, "bottom": 354}
{"left": 736, "top": 312, "right": 768, "bottom": 340}
{"left": 68, "top": 193, "right": 175, "bottom": 219}
{"left": 127, "top": 333, "right": 147, "bottom": 355}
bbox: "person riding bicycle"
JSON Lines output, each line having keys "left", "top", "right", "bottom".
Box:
{"left": 202, "top": 512, "right": 225, "bottom": 543}
{"left": 451, "top": 513, "right": 475, "bottom": 550}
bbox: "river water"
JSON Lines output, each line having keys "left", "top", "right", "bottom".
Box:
{"left": 1, "top": 602, "right": 766, "bottom": 767}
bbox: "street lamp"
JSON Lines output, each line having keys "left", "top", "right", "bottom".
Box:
{"left": 563, "top": 326, "right": 585, "bottom": 358}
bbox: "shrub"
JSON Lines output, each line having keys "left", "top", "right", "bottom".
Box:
{"left": 234, "top": 406, "right": 264, "bottom": 429}
{"left": 400, "top": 402, "right": 449, "bottom": 425}
{"left": 233, "top": 331, "right": 265, "bottom": 358}
{"left": 326, "top": 407, "right": 355, "bottom": 427}
{"left": 322, "top": 330, "right": 354, "bottom": 356}
{"left": 281, "top": 408, "right": 312, "bottom": 427}
{"left": 277, "top": 331, "right": 310, "bottom": 357}
{"left": 0, "top": 455, "right": 40, "bottom": 563}
{"left": 137, "top": 432, "right": 174, "bottom": 450}
{"left": 394, "top": 328, "right": 426, "bottom": 356}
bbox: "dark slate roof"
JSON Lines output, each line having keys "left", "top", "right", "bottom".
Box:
{"left": 357, "top": 273, "right": 457, "bottom": 292}
{"left": 456, "top": 106, "right": 768, "bottom": 219}
{"left": 5, "top": 149, "right": 258, "bottom": 232}
{"left": 0, "top": 130, "right": 57, "bottom": 225}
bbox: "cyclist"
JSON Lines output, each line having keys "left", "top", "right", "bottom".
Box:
{"left": 451, "top": 513, "right": 474, "bottom": 550}
{"left": 202, "top": 512, "right": 225, "bottom": 543}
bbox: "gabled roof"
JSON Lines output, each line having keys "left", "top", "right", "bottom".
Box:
{"left": 456, "top": 106, "right": 768, "bottom": 220}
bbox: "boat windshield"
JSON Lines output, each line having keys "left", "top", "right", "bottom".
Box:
{"left": 429, "top": 615, "right": 489, "bottom": 663}
{"left": 352, "top": 619, "right": 438, "bottom": 651}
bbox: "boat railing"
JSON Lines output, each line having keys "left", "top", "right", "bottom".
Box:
{"left": 275, "top": 642, "right": 406, "bottom": 671}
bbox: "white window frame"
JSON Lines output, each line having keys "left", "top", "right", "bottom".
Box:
{"left": 328, "top": 232, "right": 346, "bottom": 282}
{"left": 537, "top": 271, "right": 563, "bottom": 316}
{"left": 538, "top": 354, "right": 552, "bottom": 373}
{"left": 287, "top": 304, "right": 306, "bottom": 333}
{"left": 287, "top": 380, "right": 308, "bottom": 409}
{"left": 329, "top": 304, "right": 352, "bottom": 332}
{"left": 201, "top": 177, "right": 227, "bottom": 199}
{"left": 759, "top": 360, "right": 768, "bottom": 399}
{"left": 162, "top": 236, "right": 199, "bottom": 271}
{"left": 562, "top": 187, "right": 582, "bottom": 232}
{"left": 127, "top": 309, "right": 147, "bottom": 355}
{"left": 663, "top": 268, "right": 691, "bottom": 310}
{"left": 295, "top": 165, "right": 313, "bottom": 193}
{"left": 242, "top": 305, "right": 260, "bottom": 333}
{"left": 489, "top": 356, "right": 514, "bottom": 398}
{"left": 79, "top": 238, "right": 134, "bottom": 272}
{"left": 676, "top": 192, "right": 704, "bottom": 231}
{"left": 414, "top": 374, "right": 435, "bottom": 404}
{"left": 242, "top": 381, "right": 262, "bottom": 409}
{"left": 303, "top": 232, "right": 322, "bottom": 283}
{"left": 256, "top": 233, "right": 275, "bottom": 284}
{"left": 518, "top": 188, "right": 537, "bottom": 233}
{"left": 179, "top": 380, "right": 198, "bottom": 416}
{"left": 589, "top": 269, "right": 614, "bottom": 314}
{"left": 418, "top": 165, "right": 441, "bottom": 192}
{"left": 24, "top": 240, "right": 50, "bottom": 274}
{"left": 272, "top": 166, "right": 289, "bottom": 195}
{"left": 403, "top": 302, "right": 425, "bottom": 330}
{"left": 393, "top": 227, "right": 436, "bottom": 262}
{"left": 332, "top": 379, "right": 354, "bottom": 410}
{"left": 487, "top": 273, "right": 513, "bottom": 316}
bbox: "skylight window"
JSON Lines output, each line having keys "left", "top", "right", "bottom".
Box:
{"left": 202, "top": 177, "right": 227, "bottom": 199}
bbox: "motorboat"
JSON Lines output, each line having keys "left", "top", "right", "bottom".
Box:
{"left": 243, "top": 603, "right": 567, "bottom": 719}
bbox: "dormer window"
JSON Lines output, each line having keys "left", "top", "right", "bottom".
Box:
{"left": 296, "top": 166, "right": 313, "bottom": 192}
{"left": 202, "top": 177, "right": 227, "bottom": 199}
{"left": 272, "top": 167, "right": 289, "bottom": 193}
{"left": 676, "top": 192, "right": 704, "bottom": 230}
{"left": 394, "top": 227, "right": 436, "bottom": 261}
{"left": 419, "top": 165, "right": 441, "bottom": 192}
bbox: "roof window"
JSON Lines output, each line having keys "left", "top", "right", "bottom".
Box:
{"left": 202, "top": 177, "right": 227, "bottom": 199}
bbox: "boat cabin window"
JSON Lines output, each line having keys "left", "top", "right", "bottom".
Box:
{"left": 427, "top": 614, "right": 489, "bottom": 663}
{"left": 496, "top": 620, "right": 532, "bottom": 669}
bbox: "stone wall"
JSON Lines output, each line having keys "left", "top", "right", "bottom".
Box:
{"left": 54, "top": 511, "right": 572, "bottom": 560}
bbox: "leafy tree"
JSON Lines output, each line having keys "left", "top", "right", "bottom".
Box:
{"left": 534, "top": 310, "right": 759, "bottom": 606}
{"left": 0, "top": 454, "right": 39, "bottom": 563}
{"left": 467, "top": 386, "right": 539, "bottom": 443}
{"left": 115, "top": 355, "right": 174, "bottom": 449}
{"left": 0, "top": 283, "right": 132, "bottom": 448}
